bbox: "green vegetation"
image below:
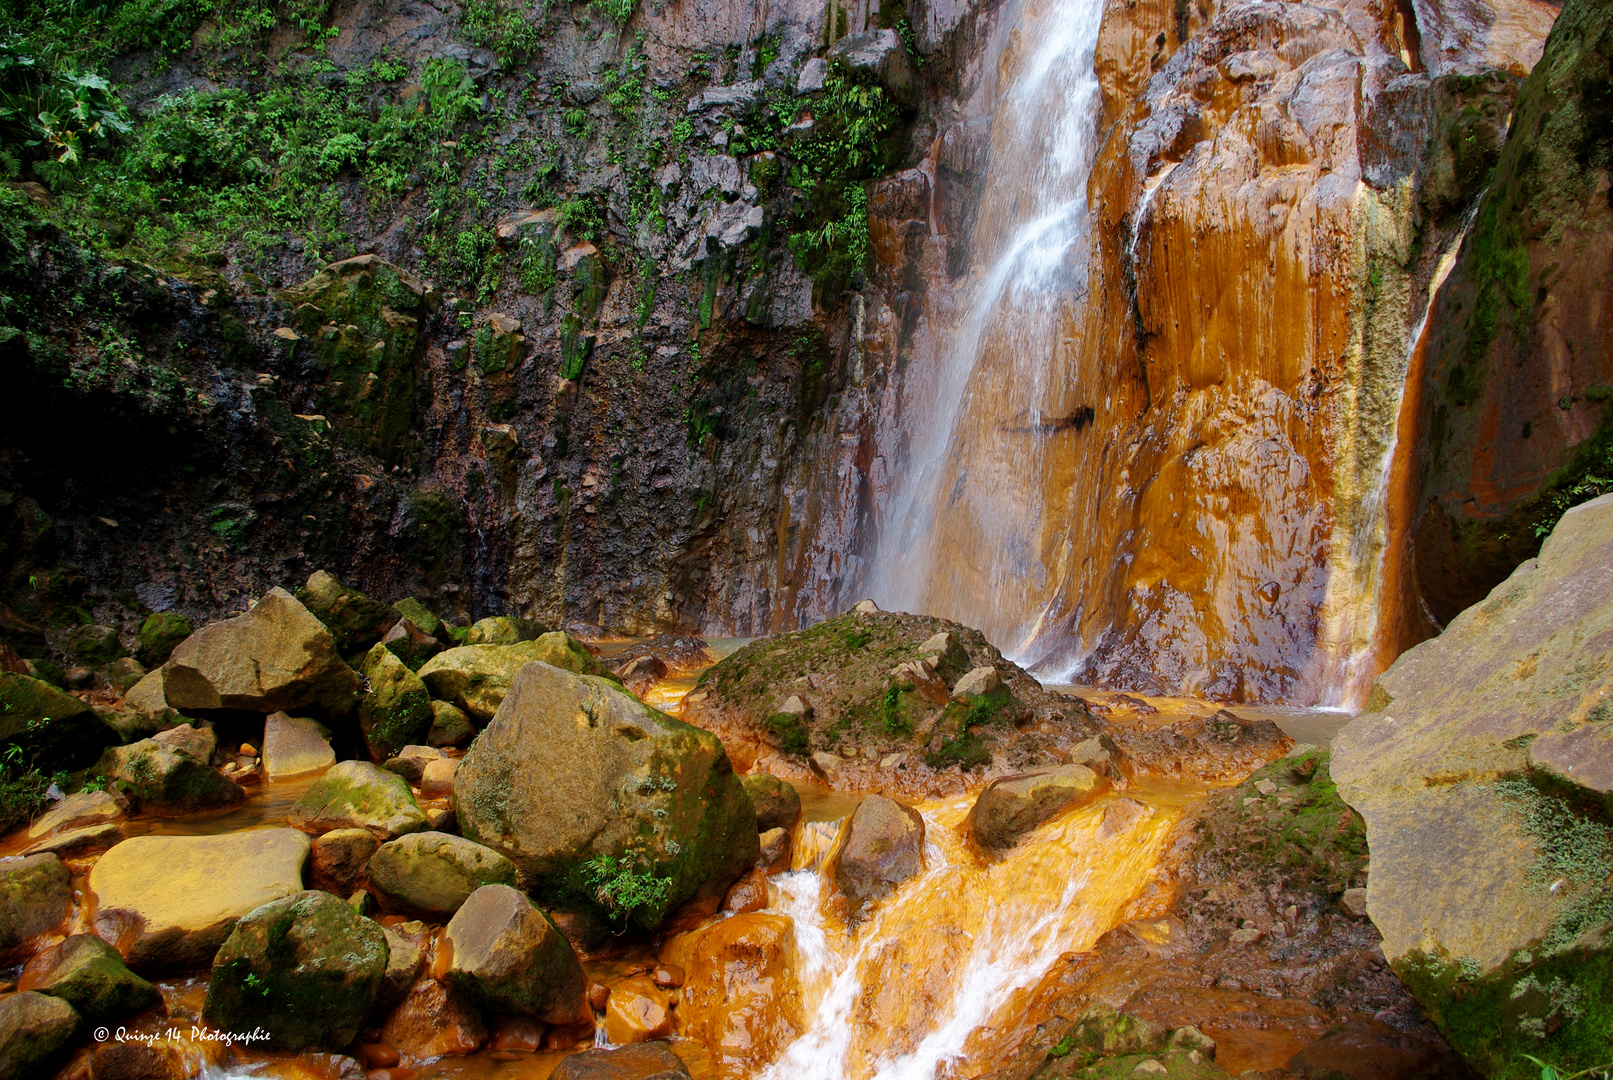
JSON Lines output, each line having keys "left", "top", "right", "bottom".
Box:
{"left": 765, "top": 711, "right": 809, "bottom": 754}
{"left": 579, "top": 852, "right": 672, "bottom": 926}
{"left": 0, "top": 759, "right": 56, "bottom": 831}
{"left": 925, "top": 731, "right": 989, "bottom": 771}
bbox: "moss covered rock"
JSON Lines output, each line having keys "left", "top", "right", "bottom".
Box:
{"left": 454, "top": 662, "right": 758, "bottom": 931}
{"left": 18, "top": 934, "right": 158, "bottom": 1022}
{"left": 741, "top": 772, "right": 801, "bottom": 833}
{"left": 418, "top": 632, "right": 618, "bottom": 723}
{"left": 203, "top": 890, "right": 388, "bottom": 1052}
{"left": 295, "top": 570, "right": 400, "bottom": 654}
{"left": 0, "top": 990, "right": 79, "bottom": 1080}
{"left": 0, "top": 671, "right": 117, "bottom": 771}
{"left": 135, "top": 612, "right": 193, "bottom": 667}
{"left": 358, "top": 643, "right": 433, "bottom": 761}
{"left": 393, "top": 598, "right": 450, "bottom": 641}
{"left": 367, "top": 831, "right": 519, "bottom": 919}
{"left": 464, "top": 616, "right": 549, "bottom": 646}
{"left": 428, "top": 700, "right": 475, "bottom": 747}
{"left": 444, "top": 883, "right": 588, "bottom": 1023}
{"left": 382, "top": 618, "right": 444, "bottom": 671}
{"left": 0, "top": 853, "right": 70, "bottom": 959}
{"left": 289, "top": 759, "right": 427, "bottom": 838}
{"left": 99, "top": 738, "right": 245, "bottom": 813}
{"left": 66, "top": 624, "right": 122, "bottom": 666}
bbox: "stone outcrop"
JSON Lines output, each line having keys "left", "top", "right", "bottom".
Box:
{"left": 1333, "top": 493, "right": 1613, "bottom": 1073}
{"left": 367, "top": 831, "right": 520, "bottom": 918}
{"left": 162, "top": 588, "right": 360, "bottom": 714}
{"left": 443, "top": 883, "right": 589, "bottom": 1023}
{"left": 418, "top": 632, "right": 617, "bottom": 722}
{"left": 969, "top": 764, "right": 1109, "bottom": 849}
{"left": 288, "top": 759, "right": 428, "bottom": 838}
{"left": 87, "top": 829, "right": 311, "bottom": 969}
{"left": 454, "top": 661, "right": 758, "bottom": 930}
{"left": 204, "top": 890, "right": 389, "bottom": 1051}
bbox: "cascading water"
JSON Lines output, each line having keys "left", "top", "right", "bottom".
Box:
{"left": 864, "top": 0, "right": 1107, "bottom": 655}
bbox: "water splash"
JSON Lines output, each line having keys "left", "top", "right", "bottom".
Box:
{"left": 865, "top": 0, "right": 1108, "bottom": 654}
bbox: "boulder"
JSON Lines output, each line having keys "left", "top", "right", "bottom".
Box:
{"left": 261, "top": 713, "right": 334, "bottom": 779}
{"left": 121, "top": 669, "right": 181, "bottom": 728}
{"left": 827, "top": 29, "right": 916, "bottom": 103}
{"left": 67, "top": 624, "right": 123, "bottom": 666}
{"left": 310, "top": 828, "right": 381, "bottom": 895}
{"left": 152, "top": 722, "right": 216, "bottom": 762}
{"left": 0, "top": 854, "right": 71, "bottom": 957}
{"left": 444, "top": 883, "right": 588, "bottom": 1022}
{"left": 420, "top": 756, "right": 458, "bottom": 798}
{"left": 87, "top": 829, "right": 311, "bottom": 969}
{"left": 464, "top": 616, "right": 548, "bottom": 646}
{"left": 98, "top": 657, "right": 147, "bottom": 695}
{"left": 135, "top": 612, "right": 193, "bottom": 667}
{"left": 550, "top": 1042, "right": 692, "bottom": 1080}
{"left": 367, "top": 832, "right": 519, "bottom": 919}
{"left": 99, "top": 739, "right": 244, "bottom": 814}
{"left": 658, "top": 912, "right": 798, "bottom": 1075}
{"left": 358, "top": 644, "right": 434, "bottom": 762}
{"left": 968, "top": 764, "right": 1108, "bottom": 848}
{"left": 393, "top": 597, "right": 450, "bottom": 642}
{"left": 454, "top": 662, "right": 758, "bottom": 930}
{"left": 378, "top": 922, "right": 424, "bottom": 1009}
{"left": 23, "top": 823, "right": 123, "bottom": 859}
{"left": 380, "top": 978, "right": 487, "bottom": 1063}
{"left": 827, "top": 796, "right": 925, "bottom": 908}
{"left": 600, "top": 975, "right": 671, "bottom": 1044}
{"left": 418, "top": 632, "right": 618, "bottom": 721}
{"left": 742, "top": 772, "right": 801, "bottom": 832}
{"left": 382, "top": 618, "right": 443, "bottom": 671}
{"left": 0, "top": 671, "right": 117, "bottom": 771}
{"left": 295, "top": 570, "right": 399, "bottom": 653}
{"left": 204, "top": 890, "right": 388, "bottom": 1051}
{"left": 1333, "top": 493, "right": 1613, "bottom": 1072}
{"left": 0, "top": 991, "right": 79, "bottom": 1079}
{"left": 18, "top": 933, "right": 158, "bottom": 1021}
{"left": 427, "top": 700, "right": 476, "bottom": 747}
{"left": 951, "top": 665, "right": 1002, "bottom": 700}
{"left": 24, "top": 790, "right": 124, "bottom": 843}
{"left": 288, "top": 759, "right": 427, "bottom": 838}
{"left": 383, "top": 745, "right": 445, "bottom": 785}
{"left": 162, "top": 588, "right": 360, "bottom": 714}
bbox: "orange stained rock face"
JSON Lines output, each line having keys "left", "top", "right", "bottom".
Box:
{"left": 660, "top": 912, "right": 803, "bottom": 1079}
{"left": 381, "top": 978, "right": 488, "bottom": 1064}
{"left": 602, "top": 975, "right": 673, "bottom": 1044}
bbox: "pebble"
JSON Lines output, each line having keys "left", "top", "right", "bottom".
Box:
{"left": 654, "top": 964, "right": 685, "bottom": 989}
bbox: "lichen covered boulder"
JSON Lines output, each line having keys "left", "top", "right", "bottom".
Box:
{"left": 741, "top": 772, "right": 801, "bottom": 832}
{"left": 162, "top": 588, "right": 360, "bottom": 714}
{"left": 968, "top": 764, "right": 1108, "bottom": 849}
{"left": 444, "top": 883, "right": 588, "bottom": 1023}
{"left": 0, "top": 854, "right": 71, "bottom": 958}
{"left": 358, "top": 643, "right": 434, "bottom": 761}
{"left": 289, "top": 759, "right": 427, "bottom": 838}
{"left": 203, "top": 890, "right": 388, "bottom": 1051}
{"left": 1333, "top": 493, "right": 1613, "bottom": 1073}
{"left": 18, "top": 934, "right": 158, "bottom": 1021}
{"left": 295, "top": 570, "right": 399, "bottom": 653}
{"left": 0, "top": 671, "right": 117, "bottom": 771}
{"left": 454, "top": 661, "right": 758, "bottom": 930}
{"left": 418, "top": 633, "right": 618, "bottom": 722}
{"left": 99, "top": 738, "right": 245, "bottom": 813}
{"left": 367, "top": 831, "right": 519, "bottom": 918}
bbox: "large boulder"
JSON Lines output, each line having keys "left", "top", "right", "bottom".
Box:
{"left": 826, "top": 796, "right": 925, "bottom": 910}
{"left": 162, "top": 588, "right": 360, "bottom": 714}
{"left": 443, "top": 883, "right": 588, "bottom": 1023}
{"left": 1333, "top": 493, "right": 1613, "bottom": 1073}
{"left": 288, "top": 759, "right": 428, "bottom": 838}
{"left": 464, "top": 616, "right": 549, "bottom": 646}
{"left": 968, "top": 764, "right": 1108, "bottom": 849}
{"left": 87, "top": 830, "right": 311, "bottom": 969}
{"left": 357, "top": 644, "right": 434, "bottom": 761}
{"left": 454, "top": 662, "right": 758, "bottom": 930}
{"left": 203, "top": 890, "right": 388, "bottom": 1051}
{"left": 135, "top": 612, "right": 193, "bottom": 667}
{"left": 18, "top": 934, "right": 159, "bottom": 1021}
{"left": 295, "top": 570, "right": 399, "bottom": 654}
{"left": 98, "top": 738, "right": 245, "bottom": 813}
{"left": 0, "top": 991, "right": 79, "bottom": 1080}
{"left": 418, "top": 633, "right": 618, "bottom": 722}
{"left": 0, "top": 672, "right": 117, "bottom": 771}
{"left": 742, "top": 772, "right": 801, "bottom": 832}
{"left": 260, "top": 712, "right": 334, "bottom": 779}
{"left": 0, "top": 854, "right": 71, "bottom": 958}
{"left": 367, "top": 832, "right": 520, "bottom": 919}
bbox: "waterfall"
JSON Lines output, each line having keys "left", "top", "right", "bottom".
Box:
{"left": 864, "top": 0, "right": 1108, "bottom": 655}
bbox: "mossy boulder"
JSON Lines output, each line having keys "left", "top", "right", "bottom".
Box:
{"left": 741, "top": 772, "right": 801, "bottom": 832}
{"left": 358, "top": 643, "right": 433, "bottom": 761}
{"left": 289, "top": 759, "right": 428, "bottom": 838}
{"left": 0, "top": 672, "right": 117, "bottom": 771}
{"left": 367, "top": 831, "right": 519, "bottom": 919}
{"left": 135, "top": 613, "right": 193, "bottom": 667}
{"left": 98, "top": 738, "right": 245, "bottom": 814}
{"left": 18, "top": 934, "right": 158, "bottom": 1021}
{"left": 393, "top": 598, "right": 450, "bottom": 641}
{"left": 382, "top": 618, "right": 444, "bottom": 670}
{"left": 428, "top": 700, "right": 475, "bottom": 747}
{"left": 0, "top": 991, "right": 80, "bottom": 1079}
{"left": 66, "top": 624, "right": 122, "bottom": 666}
{"left": 162, "top": 588, "right": 360, "bottom": 715}
{"left": 464, "top": 616, "right": 549, "bottom": 646}
{"left": 418, "top": 632, "right": 618, "bottom": 723}
{"left": 968, "top": 764, "right": 1108, "bottom": 849}
{"left": 1333, "top": 494, "right": 1613, "bottom": 1075}
{"left": 444, "top": 883, "right": 588, "bottom": 1023}
{"left": 0, "top": 854, "right": 70, "bottom": 958}
{"left": 454, "top": 662, "right": 758, "bottom": 931}
{"left": 275, "top": 255, "right": 439, "bottom": 466}
{"left": 203, "top": 890, "right": 389, "bottom": 1052}
{"left": 295, "top": 570, "right": 400, "bottom": 654}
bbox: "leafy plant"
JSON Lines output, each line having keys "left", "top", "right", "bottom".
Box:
{"left": 580, "top": 853, "right": 671, "bottom": 926}
{"left": 0, "top": 41, "right": 130, "bottom": 177}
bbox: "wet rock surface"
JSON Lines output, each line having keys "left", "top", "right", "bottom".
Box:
{"left": 18, "top": 933, "right": 158, "bottom": 1022}
{"left": 970, "top": 764, "right": 1109, "bottom": 849}
{"left": 0, "top": 854, "right": 70, "bottom": 959}
{"left": 367, "top": 831, "right": 520, "bottom": 919}
{"left": 444, "top": 883, "right": 589, "bottom": 1023}
{"left": 288, "top": 759, "right": 428, "bottom": 838}
{"left": 827, "top": 795, "right": 926, "bottom": 910}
